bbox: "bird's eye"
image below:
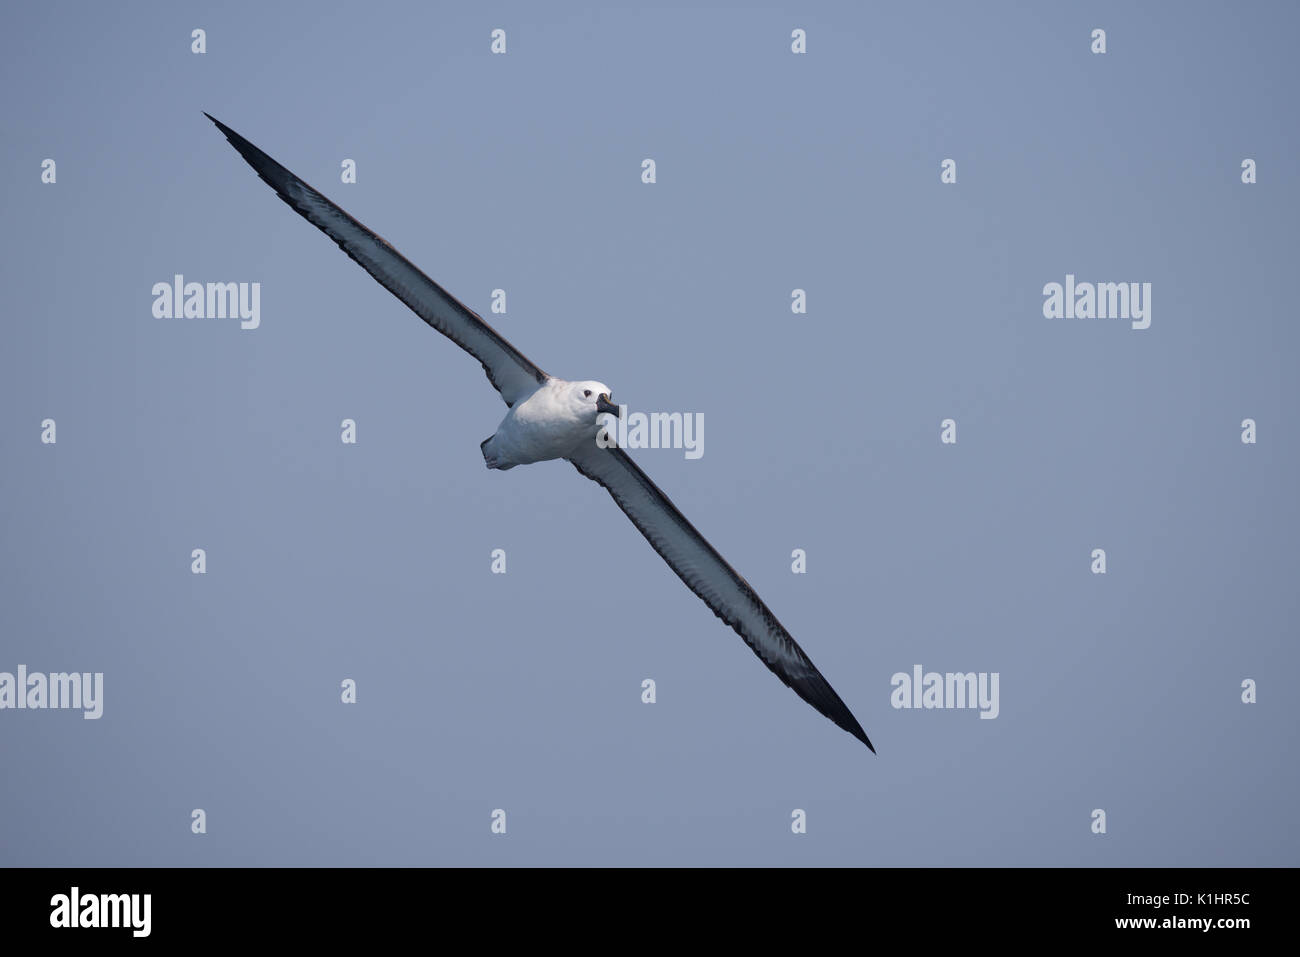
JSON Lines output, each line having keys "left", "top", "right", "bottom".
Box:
{"left": 584, "top": 390, "right": 592, "bottom": 398}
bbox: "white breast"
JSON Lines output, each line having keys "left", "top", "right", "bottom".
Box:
{"left": 488, "top": 379, "right": 592, "bottom": 467}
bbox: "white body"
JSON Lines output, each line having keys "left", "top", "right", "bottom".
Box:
{"left": 481, "top": 378, "right": 611, "bottom": 470}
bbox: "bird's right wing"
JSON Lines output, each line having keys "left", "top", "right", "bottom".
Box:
{"left": 567, "top": 441, "right": 873, "bottom": 751}
{"left": 205, "top": 113, "right": 548, "bottom": 407}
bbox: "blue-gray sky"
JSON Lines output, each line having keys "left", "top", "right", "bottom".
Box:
{"left": 1, "top": 0, "right": 1296, "bottom": 865}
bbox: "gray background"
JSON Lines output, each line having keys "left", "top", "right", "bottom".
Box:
{"left": 1, "top": 0, "right": 1295, "bottom": 866}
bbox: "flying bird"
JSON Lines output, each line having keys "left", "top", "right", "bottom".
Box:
{"left": 205, "top": 113, "right": 874, "bottom": 752}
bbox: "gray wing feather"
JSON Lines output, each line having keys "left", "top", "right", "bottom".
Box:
{"left": 205, "top": 113, "right": 547, "bottom": 407}
{"left": 567, "top": 442, "right": 873, "bottom": 751}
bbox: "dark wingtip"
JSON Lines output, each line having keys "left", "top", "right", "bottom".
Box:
{"left": 201, "top": 112, "right": 300, "bottom": 204}
{"left": 792, "top": 672, "right": 875, "bottom": 753}
{"left": 203, "top": 112, "right": 245, "bottom": 151}
{"left": 203, "top": 112, "right": 247, "bottom": 151}
{"left": 829, "top": 697, "right": 875, "bottom": 753}
{"left": 850, "top": 721, "right": 876, "bottom": 754}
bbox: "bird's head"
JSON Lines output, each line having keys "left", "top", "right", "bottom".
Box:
{"left": 570, "top": 380, "right": 619, "bottom": 423}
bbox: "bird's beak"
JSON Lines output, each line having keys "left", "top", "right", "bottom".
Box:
{"left": 596, "top": 394, "right": 620, "bottom": 416}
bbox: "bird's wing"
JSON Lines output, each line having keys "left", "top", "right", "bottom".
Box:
{"left": 567, "top": 441, "right": 873, "bottom": 751}
{"left": 205, "top": 113, "right": 547, "bottom": 407}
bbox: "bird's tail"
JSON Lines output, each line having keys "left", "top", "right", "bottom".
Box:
{"left": 481, "top": 435, "right": 514, "bottom": 470}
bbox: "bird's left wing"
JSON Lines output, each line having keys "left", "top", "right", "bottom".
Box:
{"left": 567, "top": 442, "right": 874, "bottom": 751}
{"left": 205, "top": 113, "right": 548, "bottom": 407}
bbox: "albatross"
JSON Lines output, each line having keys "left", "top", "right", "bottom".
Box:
{"left": 205, "top": 113, "right": 875, "bottom": 753}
